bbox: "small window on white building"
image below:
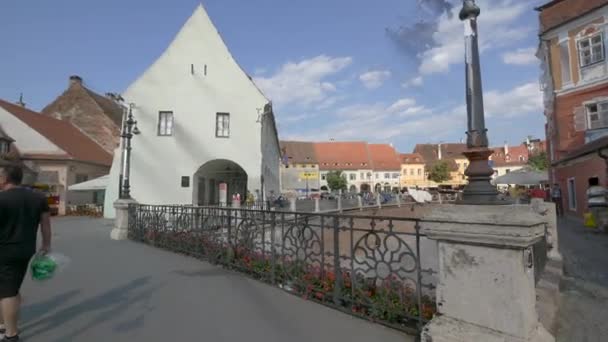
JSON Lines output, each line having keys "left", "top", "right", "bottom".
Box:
{"left": 375, "top": 174, "right": 379, "bottom": 179}
{"left": 586, "top": 101, "right": 608, "bottom": 129}
{"left": 578, "top": 33, "right": 605, "bottom": 68}
{"left": 417, "top": 169, "right": 422, "bottom": 176}
{"left": 321, "top": 174, "right": 326, "bottom": 181}
{"left": 410, "top": 169, "right": 414, "bottom": 176}
{"left": 216, "top": 112, "right": 230, "bottom": 137}
{"left": 158, "top": 111, "right": 174, "bottom": 136}
{"left": 349, "top": 174, "right": 356, "bottom": 181}
{"left": 559, "top": 40, "right": 572, "bottom": 85}
{"left": 384, "top": 173, "right": 390, "bottom": 179}
{"left": 0, "top": 140, "right": 9, "bottom": 155}
{"left": 360, "top": 172, "right": 364, "bottom": 179}
{"left": 392, "top": 173, "right": 400, "bottom": 179}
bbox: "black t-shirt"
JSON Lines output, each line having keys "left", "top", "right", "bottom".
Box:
{"left": 0, "top": 187, "right": 50, "bottom": 255}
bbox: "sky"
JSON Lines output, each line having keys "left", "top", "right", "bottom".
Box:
{"left": 0, "top": 0, "right": 547, "bottom": 152}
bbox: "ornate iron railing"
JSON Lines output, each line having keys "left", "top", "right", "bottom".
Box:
{"left": 128, "top": 204, "right": 437, "bottom": 335}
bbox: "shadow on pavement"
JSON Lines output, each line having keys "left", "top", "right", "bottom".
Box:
{"left": 21, "top": 276, "right": 158, "bottom": 341}
{"left": 22, "top": 289, "right": 81, "bottom": 323}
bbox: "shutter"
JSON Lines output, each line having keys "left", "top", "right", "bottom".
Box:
{"left": 573, "top": 106, "right": 587, "bottom": 132}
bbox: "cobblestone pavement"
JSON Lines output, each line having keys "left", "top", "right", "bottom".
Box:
{"left": 16, "top": 217, "right": 412, "bottom": 342}
{"left": 555, "top": 217, "right": 608, "bottom": 342}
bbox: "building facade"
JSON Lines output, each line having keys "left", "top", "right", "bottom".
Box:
{"left": 42, "top": 75, "right": 123, "bottom": 154}
{"left": 400, "top": 153, "right": 426, "bottom": 188}
{"left": 490, "top": 143, "right": 530, "bottom": 179}
{"left": 413, "top": 143, "right": 468, "bottom": 188}
{"left": 103, "top": 5, "right": 281, "bottom": 217}
{"left": 279, "top": 141, "right": 320, "bottom": 196}
{"left": 537, "top": 0, "right": 608, "bottom": 217}
{"left": 0, "top": 99, "right": 112, "bottom": 214}
{"left": 315, "top": 141, "right": 373, "bottom": 193}
{"left": 368, "top": 144, "right": 401, "bottom": 192}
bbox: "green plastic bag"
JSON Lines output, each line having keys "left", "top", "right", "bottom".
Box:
{"left": 30, "top": 253, "right": 70, "bottom": 281}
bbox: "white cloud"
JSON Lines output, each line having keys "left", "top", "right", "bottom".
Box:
{"left": 419, "top": 0, "right": 530, "bottom": 75}
{"left": 359, "top": 70, "right": 392, "bottom": 89}
{"left": 254, "top": 55, "right": 353, "bottom": 107}
{"left": 388, "top": 98, "right": 417, "bottom": 112}
{"left": 484, "top": 82, "right": 543, "bottom": 118}
{"left": 502, "top": 47, "right": 538, "bottom": 65}
{"left": 402, "top": 76, "right": 424, "bottom": 88}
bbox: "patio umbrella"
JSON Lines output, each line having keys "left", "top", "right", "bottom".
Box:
{"left": 68, "top": 174, "right": 109, "bottom": 191}
{"left": 494, "top": 169, "right": 548, "bottom": 186}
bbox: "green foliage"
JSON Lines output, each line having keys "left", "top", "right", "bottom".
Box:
{"left": 528, "top": 151, "right": 549, "bottom": 171}
{"left": 326, "top": 170, "right": 348, "bottom": 192}
{"left": 428, "top": 161, "right": 451, "bottom": 183}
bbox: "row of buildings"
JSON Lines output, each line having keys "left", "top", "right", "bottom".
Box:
{"left": 537, "top": 0, "right": 608, "bottom": 218}
{"left": 279, "top": 139, "right": 544, "bottom": 195}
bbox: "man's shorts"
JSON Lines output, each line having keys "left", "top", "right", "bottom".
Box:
{"left": 0, "top": 249, "right": 33, "bottom": 299}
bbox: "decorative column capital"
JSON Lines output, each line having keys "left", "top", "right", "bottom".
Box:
{"left": 459, "top": 0, "right": 480, "bottom": 21}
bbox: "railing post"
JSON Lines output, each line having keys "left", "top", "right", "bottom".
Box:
{"left": 376, "top": 193, "right": 382, "bottom": 208}
{"left": 270, "top": 211, "right": 277, "bottom": 285}
{"left": 332, "top": 216, "right": 343, "bottom": 306}
{"left": 314, "top": 197, "right": 320, "bottom": 213}
{"left": 289, "top": 197, "right": 296, "bottom": 212}
{"left": 111, "top": 198, "right": 138, "bottom": 240}
{"left": 420, "top": 205, "right": 554, "bottom": 342}
{"left": 396, "top": 193, "right": 401, "bottom": 207}
{"left": 357, "top": 195, "right": 363, "bottom": 211}
{"left": 337, "top": 195, "right": 342, "bottom": 213}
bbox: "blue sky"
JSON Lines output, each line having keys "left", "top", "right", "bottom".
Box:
{"left": 0, "top": 0, "right": 546, "bottom": 152}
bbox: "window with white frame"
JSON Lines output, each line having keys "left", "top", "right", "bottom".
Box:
{"left": 392, "top": 173, "right": 399, "bottom": 179}
{"left": 578, "top": 33, "right": 605, "bottom": 68}
{"left": 410, "top": 169, "right": 414, "bottom": 176}
{"left": 0, "top": 140, "right": 9, "bottom": 155}
{"left": 360, "top": 172, "right": 364, "bottom": 179}
{"left": 321, "top": 174, "right": 326, "bottom": 180}
{"left": 417, "top": 169, "right": 422, "bottom": 176}
{"left": 384, "top": 173, "right": 390, "bottom": 179}
{"left": 559, "top": 40, "right": 572, "bottom": 85}
{"left": 349, "top": 173, "right": 356, "bottom": 181}
{"left": 216, "top": 112, "right": 230, "bottom": 137}
{"left": 158, "top": 111, "right": 174, "bottom": 136}
{"left": 586, "top": 101, "right": 608, "bottom": 129}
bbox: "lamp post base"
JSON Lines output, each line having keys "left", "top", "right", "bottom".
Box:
{"left": 458, "top": 148, "right": 509, "bottom": 205}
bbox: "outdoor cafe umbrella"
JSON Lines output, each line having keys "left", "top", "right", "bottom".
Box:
{"left": 494, "top": 169, "right": 548, "bottom": 186}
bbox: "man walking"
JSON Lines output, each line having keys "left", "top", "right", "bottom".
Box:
{"left": 551, "top": 183, "right": 563, "bottom": 217}
{"left": 0, "top": 165, "right": 52, "bottom": 341}
{"left": 587, "top": 177, "right": 608, "bottom": 232}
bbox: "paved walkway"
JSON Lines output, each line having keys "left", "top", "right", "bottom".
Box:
{"left": 555, "top": 217, "right": 608, "bottom": 342}
{"left": 17, "top": 217, "right": 412, "bottom": 342}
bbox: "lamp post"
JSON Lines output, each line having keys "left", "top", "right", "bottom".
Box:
{"left": 458, "top": 0, "right": 502, "bottom": 204}
{"left": 118, "top": 102, "right": 140, "bottom": 199}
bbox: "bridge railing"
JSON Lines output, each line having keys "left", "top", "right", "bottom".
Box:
{"left": 128, "top": 204, "right": 438, "bottom": 335}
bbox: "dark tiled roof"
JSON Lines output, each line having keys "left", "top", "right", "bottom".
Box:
{"left": 0, "top": 99, "right": 112, "bottom": 166}
{"left": 400, "top": 153, "right": 424, "bottom": 164}
{"left": 280, "top": 141, "right": 317, "bottom": 164}
{"left": 83, "top": 88, "right": 123, "bottom": 126}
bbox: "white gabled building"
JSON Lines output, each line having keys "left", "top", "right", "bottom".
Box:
{"left": 104, "top": 5, "right": 281, "bottom": 217}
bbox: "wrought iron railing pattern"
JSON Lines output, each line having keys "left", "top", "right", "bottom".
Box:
{"left": 128, "top": 204, "right": 438, "bottom": 334}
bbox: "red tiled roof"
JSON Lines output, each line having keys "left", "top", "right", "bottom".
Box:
{"left": 368, "top": 144, "right": 401, "bottom": 171}
{"left": 0, "top": 99, "right": 112, "bottom": 166}
{"left": 280, "top": 141, "right": 317, "bottom": 164}
{"left": 490, "top": 144, "right": 529, "bottom": 167}
{"left": 537, "top": 0, "right": 608, "bottom": 34}
{"left": 314, "top": 141, "right": 370, "bottom": 170}
{"left": 400, "top": 153, "right": 424, "bottom": 164}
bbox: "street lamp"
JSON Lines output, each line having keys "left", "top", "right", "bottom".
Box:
{"left": 118, "top": 102, "right": 140, "bottom": 199}
{"left": 458, "top": 0, "right": 502, "bottom": 204}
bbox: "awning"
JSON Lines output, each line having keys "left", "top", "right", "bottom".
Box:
{"left": 68, "top": 174, "right": 109, "bottom": 191}
{"left": 494, "top": 169, "right": 548, "bottom": 185}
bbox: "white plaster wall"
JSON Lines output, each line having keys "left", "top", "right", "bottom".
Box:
{"left": 0, "top": 107, "right": 64, "bottom": 155}
{"left": 66, "top": 161, "right": 110, "bottom": 206}
{"left": 103, "top": 147, "right": 122, "bottom": 218}
{"left": 104, "top": 5, "right": 271, "bottom": 216}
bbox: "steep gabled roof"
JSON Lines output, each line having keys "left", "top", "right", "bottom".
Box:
{"left": 368, "top": 144, "right": 401, "bottom": 171}
{"left": 0, "top": 124, "right": 14, "bottom": 142}
{"left": 0, "top": 99, "right": 112, "bottom": 166}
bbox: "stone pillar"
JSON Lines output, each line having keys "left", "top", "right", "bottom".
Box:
{"left": 357, "top": 196, "right": 363, "bottom": 211}
{"left": 376, "top": 193, "right": 382, "bottom": 208}
{"left": 337, "top": 195, "right": 342, "bottom": 213}
{"left": 111, "top": 198, "right": 137, "bottom": 240}
{"left": 314, "top": 197, "right": 320, "bottom": 213}
{"left": 396, "top": 193, "right": 401, "bottom": 207}
{"left": 530, "top": 199, "right": 561, "bottom": 261}
{"left": 289, "top": 197, "right": 296, "bottom": 212}
{"left": 421, "top": 205, "right": 554, "bottom": 342}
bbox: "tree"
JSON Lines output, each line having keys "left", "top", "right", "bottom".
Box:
{"left": 326, "top": 170, "right": 348, "bottom": 192}
{"left": 528, "top": 151, "right": 549, "bottom": 171}
{"left": 428, "top": 161, "right": 451, "bottom": 184}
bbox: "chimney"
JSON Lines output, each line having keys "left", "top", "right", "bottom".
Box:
{"left": 437, "top": 143, "right": 442, "bottom": 160}
{"left": 15, "top": 93, "right": 26, "bottom": 107}
{"left": 504, "top": 141, "right": 509, "bottom": 155}
{"left": 69, "top": 75, "right": 83, "bottom": 87}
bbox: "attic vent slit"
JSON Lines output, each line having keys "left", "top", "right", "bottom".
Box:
{"left": 191, "top": 64, "right": 194, "bottom": 75}
{"left": 204, "top": 64, "right": 207, "bottom": 76}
